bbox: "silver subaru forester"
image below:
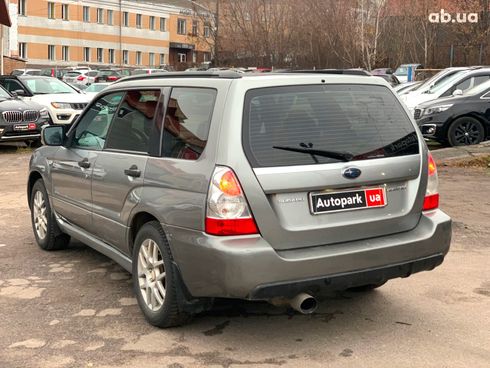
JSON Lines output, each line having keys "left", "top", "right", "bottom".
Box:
{"left": 28, "top": 71, "right": 452, "bottom": 327}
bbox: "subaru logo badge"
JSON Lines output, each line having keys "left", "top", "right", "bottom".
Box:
{"left": 342, "top": 167, "right": 362, "bottom": 179}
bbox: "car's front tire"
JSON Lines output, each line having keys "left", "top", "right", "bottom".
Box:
{"left": 447, "top": 117, "right": 485, "bottom": 146}
{"left": 30, "top": 179, "right": 70, "bottom": 250}
{"left": 132, "top": 221, "right": 192, "bottom": 328}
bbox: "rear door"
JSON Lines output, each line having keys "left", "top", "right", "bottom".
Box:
{"left": 240, "top": 84, "right": 423, "bottom": 250}
{"left": 90, "top": 89, "right": 162, "bottom": 253}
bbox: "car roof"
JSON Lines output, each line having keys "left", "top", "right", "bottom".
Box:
{"left": 109, "top": 71, "right": 389, "bottom": 92}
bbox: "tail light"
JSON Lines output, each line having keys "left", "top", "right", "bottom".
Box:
{"left": 423, "top": 152, "right": 439, "bottom": 211}
{"left": 107, "top": 75, "right": 118, "bottom": 81}
{"left": 205, "top": 166, "right": 259, "bottom": 236}
{"left": 76, "top": 75, "right": 86, "bottom": 81}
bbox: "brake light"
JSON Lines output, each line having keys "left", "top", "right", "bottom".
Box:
{"left": 107, "top": 75, "right": 118, "bottom": 81}
{"left": 76, "top": 75, "right": 86, "bottom": 81}
{"left": 423, "top": 152, "right": 439, "bottom": 211}
{"left": 205, "top": 166, "right": 259, "bottom": 236}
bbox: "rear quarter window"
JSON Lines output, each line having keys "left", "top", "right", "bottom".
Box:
{"left": 243, "top": 84, "right": 419, "bottom": 167}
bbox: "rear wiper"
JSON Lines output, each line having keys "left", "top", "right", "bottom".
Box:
{"left": 272, "top": 146, "right": 354, "bottom": 162}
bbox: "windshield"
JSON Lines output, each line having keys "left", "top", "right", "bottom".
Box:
{"left": 0, "top": 86, "right": 11, "bottom": 98}
{"left": 464, "top": 79, "right": 490, "bottom": 96}
{"left": 426, "top": 72, "right": 468, "bottom": 94}
{"left": 85, "top": 84, "right": 109, "bottom": 93}
{"left": 11, "top": 70, "right": 24, "bottom": 76}
{"left": 23, "top": 78, "right": 77, "bottom": 94}
{"left": 243, "top": 85, "right": 418, "bottom": 167}
{"left": 65, "top": 72, "right": 81, "bottom": 77}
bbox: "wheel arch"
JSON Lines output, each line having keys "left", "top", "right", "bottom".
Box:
{"left": 128, "top": 211, "right": 161, "bottom": 255}
{"left": 27, "top": 171, "right": 44, "bottom": 209}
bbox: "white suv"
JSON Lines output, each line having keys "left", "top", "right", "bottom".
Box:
{"left": 0, "top": 76, "right": 91, "bottom": 125}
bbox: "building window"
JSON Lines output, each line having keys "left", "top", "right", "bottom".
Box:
{"left": 84, "top": 47, "right": 90, "bottom": 62}
{"left": 160, "top": 53, "right": 165, "bottom": 66}
{"left": 177, "top": 19, "right": 186, "bottom": 35}
{"left": 18, "top": 0, "right": 26, "bottom": 16}
{"left": 160, "top": 17, "right": 166, "bottom": 31}
{"left": 107, "top": 9, "right": 113, "bottom": 25}
{"left": 97, "top": 48, "right": 103, "bottom": 63}
{"left": 192, "top": 51, "right": 197, "bottom": 63}
{"left": 47, "top": 2, "right": 55, "bottom": 19}
{"left": 136, "top": 14, "right": 142, "bottom": 28}
{"left": 149, "top": 52, "right": 154, "bottom": 67}
{"left": 203, "top": 52, "right": 211, "bottom": 62}
{"left": 123, "top": 12, "right": 129, "bottom": 27}
{"left": 178, "top": 53, "right": 186, "bottom": 63}
{"left": 123, "top": 50, "right": 129, "bottom": 65}
{"left": 61, "top": 4, "right": 69, "bottom": 20}
{"left": 136, "top": 51, "right": 142, "bottom": 65}
{"left": 97, "top": 8, "right": 104, "bottom": 24}
{"left": 192, "top": 20, "right": 198, "bottom": 36}
{"left": 204, "top": 24, "right": 211, "bottom": 38}
{"left": 48, "top": 45, "right": 55, "bottom": 61}
{"left": 18, "top": 42, "right": 27, "bottom": 59}
{"left": 62, "top": 46, "right": 69, "bottom": 61}
{"left": 83, "top": 6, "right": 90, "bottom": 22}
{"left": 149, "top": 16, "right": 155, "bottom": 30}
{"left": 108, "top": 49, "right": 115, "bottom": 64}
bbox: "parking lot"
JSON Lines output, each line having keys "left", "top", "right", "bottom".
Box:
{"left": 0, "top": 147, "right": 489, "bottom": 368}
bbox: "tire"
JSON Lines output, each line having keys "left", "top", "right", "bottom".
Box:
{"left": 347, "top": 281, "right": 387, "bottom": 292}
{"left": 132, "top": 221, "right": 192, "bottom": 328}
{"left": 30, "top": 179, "right": 70, "bottom": 251}
{"left": 447, "top": 117, "right": 485, "bottom": 146}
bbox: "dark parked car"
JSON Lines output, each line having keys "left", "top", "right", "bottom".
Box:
{"left": 371, "top": 68, "right": 394, "bottom": 75}
{"left": 94, "top": 69, "right": 121, "bottom": 83}
{"left": 374, "top": 74, "right": 400, "bottom": 87}
{"left": 0, "top": 85, "right": 50, "bottom": 145}
{"left": 416, "top": 80, "right": 490, "bottom": 146}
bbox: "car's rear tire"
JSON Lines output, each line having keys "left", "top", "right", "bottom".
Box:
{"left": 30, "top": 179, "right": 70, "bottom": 250}
{"left": 132, "top": 221, "right": 192, "bottom": 328}
{"left": 447, "top": 117, "right": 485, "bottom": 146}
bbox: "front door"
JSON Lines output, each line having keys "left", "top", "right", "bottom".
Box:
{"left": 50, "top": 92, "right": 125, "bottom": 231}
{"left": 91, "top": 89, "right": 163, "bottom": 254}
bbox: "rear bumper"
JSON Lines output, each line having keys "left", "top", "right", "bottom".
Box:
{"left": 164, "top": 210, "right": 452, "bottom": 299}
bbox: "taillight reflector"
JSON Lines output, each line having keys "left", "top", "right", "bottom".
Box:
{"left": 423, "top": 193, "right": 439, "bottom": 211}
{"left": 205, "top": 217, "right": 258, "bottom": 236}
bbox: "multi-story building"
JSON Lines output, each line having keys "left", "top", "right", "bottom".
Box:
{"left": 3, "top": 0, "right": 212, "bottom": 70}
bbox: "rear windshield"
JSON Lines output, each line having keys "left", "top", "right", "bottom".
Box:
{"left": 243, "top": 84, "right": 419, "bottom": 167}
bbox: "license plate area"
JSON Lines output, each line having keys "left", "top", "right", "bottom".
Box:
{"left": 309, "top": 187, "right": 387, "bottom": 215}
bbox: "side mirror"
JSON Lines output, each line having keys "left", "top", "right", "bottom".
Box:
{"left": 41, "top": 125, "right": 65, "bottom": 146}
{"left": 13, "top": 89, "right": 27, "bottom": 97}
{"left": 452, "top": 89, "right": 463, "bottom": 97}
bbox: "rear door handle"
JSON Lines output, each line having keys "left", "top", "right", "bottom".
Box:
{"left": 124, "top": 165, "right": 141, "bottom": 178}
{"left": 78, "top": 158, "right": 91, "bottom": 169}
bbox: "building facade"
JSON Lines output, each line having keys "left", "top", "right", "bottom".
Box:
{"left": 4, "top": 0, "right": 212, "bottom": 70}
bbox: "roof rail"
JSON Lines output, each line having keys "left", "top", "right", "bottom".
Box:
{"left": 287, "top": 69, "right": 372, "bottom": 76}
{"left": 114, "top": 70, "right": 243, "bottom": 83}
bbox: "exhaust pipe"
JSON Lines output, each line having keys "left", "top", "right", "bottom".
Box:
{"left": 288, "top": 293, "right": 318, "bottom": 314}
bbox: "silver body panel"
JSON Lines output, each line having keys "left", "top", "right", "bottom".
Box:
{"left": 29, "top": 74, "right": 452, "bottom": 299}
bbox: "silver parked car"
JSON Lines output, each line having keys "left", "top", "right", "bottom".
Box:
{"left": 28, "top": 71, "right": 452, "bottom": 327}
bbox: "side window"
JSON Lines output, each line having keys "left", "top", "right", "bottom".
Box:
{"left": 455, "top": 78, "right": 471, "bottom": 92}
{"left": 105, "top": 90, "right": 161, "bottom": 153}
{"left": 162, "top": 88, "right": 216, "bottom": 160}
{"left": 72, "top": 92, "right": 124, "bottom": 150}
{"left": 0, "top": 79, "right": 26, "bottom": 93}
{"left": 473, "top": 75, "right": 490, "bottom": 87}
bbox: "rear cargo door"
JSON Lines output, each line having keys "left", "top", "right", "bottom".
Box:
{"left": 242, "top": 84, "right": 424, "bottom": 250}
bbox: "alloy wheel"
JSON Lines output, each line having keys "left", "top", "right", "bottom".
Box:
{"left": 33, "top": 191, "right": 48, "bottom": 240}
{"left": 137, "top": 239, "right": 166, "bottom": 311}
{"left": 453, "top": 120, "right": 482, "bottom": 145}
